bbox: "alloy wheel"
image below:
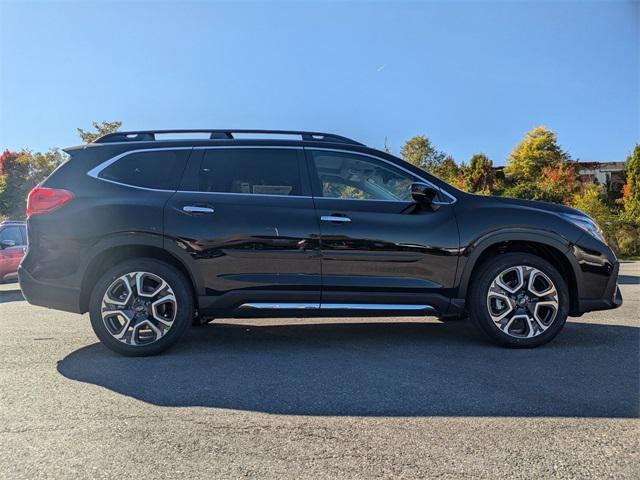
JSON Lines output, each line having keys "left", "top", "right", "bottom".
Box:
{"left": 486, "top": 266, "right": 559, "bottom": 339}
{"left": 101, "top": 271, "right": 177, "bottom": 346}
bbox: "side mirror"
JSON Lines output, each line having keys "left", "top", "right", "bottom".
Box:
{"left": 0, "top": 239, "right": 16, "bottom": 249}
{"left": 411, "top": 183, "right": 439, "bottom": 211}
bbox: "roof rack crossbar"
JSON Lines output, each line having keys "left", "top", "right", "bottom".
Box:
{"left": 94, "top": 129, "right": 364, "bottom": 146}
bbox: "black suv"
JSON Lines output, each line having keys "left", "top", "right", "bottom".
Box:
{"left": 19, "top": 129, "right": 622, "bottom": 355}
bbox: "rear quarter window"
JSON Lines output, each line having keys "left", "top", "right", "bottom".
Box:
{"left": 98, "top": 150, "right": 190, "bottom": 190}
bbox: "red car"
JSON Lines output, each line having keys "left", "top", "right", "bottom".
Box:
{"left": 0, "top": 221, "right": 27, "bottom": 283}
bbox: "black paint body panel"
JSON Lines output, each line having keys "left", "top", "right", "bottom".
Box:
{"left": 19, "top": 138, "right": 621, "bottom": 320}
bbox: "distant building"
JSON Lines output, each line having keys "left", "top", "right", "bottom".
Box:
{"left": 576, "top": 161, "right": 626, "bottom": 192}
{"left": 491, "top": 161, "right": 626, "bottom": 193}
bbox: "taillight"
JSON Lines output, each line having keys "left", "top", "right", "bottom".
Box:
{"left": 26, "top": 187, "right": 74, "bottom": 217}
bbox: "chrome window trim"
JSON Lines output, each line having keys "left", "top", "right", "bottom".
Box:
{"left": 86, "top": 144, "right": 457, "bottom": 204}
{"left": 321, "top": 303, "right": 435, "bottom": 311}
{"left": 86, "top": 147, "right": 193, "bottom": 193}
{"left": 176, "top": 190, "right": 313, "bottom": 199}
{"left": 87, "top": 145, "right": 304, "bottom": 194}
{"left": 240, "top": 303, "right": 320, "bottom": 310}
{"left": 307, "top": 147, "right": 457, "bottom": 205}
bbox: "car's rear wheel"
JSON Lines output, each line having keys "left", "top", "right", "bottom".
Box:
{"left": 89, "top": 258, "right": 193, "bottom": 356}
{"left": 468, "top": 253, "right": 569, "bottom": 348}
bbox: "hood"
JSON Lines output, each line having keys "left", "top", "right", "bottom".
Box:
{"left": 466, "top": 192, "right": 586, "bottom": 217}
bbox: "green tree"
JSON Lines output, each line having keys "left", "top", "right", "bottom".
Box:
{"left": 536, "top": 161, "right": 578, "bottom": 204}
{"left": 77, "top": 120, "right": 122, "bottom": 143}
{"left": 504, "top": 126, "right": 570, "bottom": 182}
{"left": 400, "top": 135, "right": 447, "bottom": 172}
{"left": 30, "top": 149, "right": 66, "bottom": 184}
{"left": 430, "top": 155, "right": 459, "bottom": 184}
{"left": 571, "top": 183, "right": 640, "bottom": 256}
{"left": 503, "top": 126, "right": 575, "bottom": 202}
{"left": 0, "top": 149, "right": 65, "bottom": 219}
{"left": 0, "top": 151, "right": 31, "bottom": 218}
{"left": 460, "top": 153, "right": 495, "bottom": 194}
{"left": 571, "top": 184, "right": 615, "bottom": 229}
{"left": 622, "top": 144, "right": 640, "bottom": 223}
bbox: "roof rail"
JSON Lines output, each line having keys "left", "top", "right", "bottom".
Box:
{"left": 93, "top": 129, "right": 365, "bottom": 146}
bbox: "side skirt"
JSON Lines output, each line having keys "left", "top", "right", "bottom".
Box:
{"left": 232, "top": 303, "right": 436, "bottom": 318}
{"left": 197, "top": 292, "right": 466, "bottom": 319}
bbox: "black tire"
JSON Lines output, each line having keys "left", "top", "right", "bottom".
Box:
{"left": 89, "top": 258, "right": 194, "bottom": 356}
{"left": 468, "top": 253, "right": 569, "bottom": 348}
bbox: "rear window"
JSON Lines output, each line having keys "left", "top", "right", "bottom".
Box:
{"left": 196, "top": 148, "right": 304, "bottom": 196}
{"left": 99, "top": 150, "right": 189, "bottom": 190}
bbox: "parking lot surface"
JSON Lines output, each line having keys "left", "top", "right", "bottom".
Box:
{"left": 1, "top": 262, "right": 638, "bottom": 479}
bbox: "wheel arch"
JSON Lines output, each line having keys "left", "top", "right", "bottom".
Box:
{"left": 78, "top": 233, "right": 203, "bottom": 313}
{"left": 457, "top": 230, "right": 582, "bottom": 316}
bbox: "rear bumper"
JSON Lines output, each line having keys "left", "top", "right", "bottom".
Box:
{"left": 18, "top": 266, "right": 82, "bottom": 314}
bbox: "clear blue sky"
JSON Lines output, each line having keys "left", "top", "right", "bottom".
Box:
{"left": 1, "top": 1, "right": 638, "bottom": 164}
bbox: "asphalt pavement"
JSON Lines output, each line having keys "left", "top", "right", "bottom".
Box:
{"left": 1, "top": 262, "right": 638, "bottom": 479}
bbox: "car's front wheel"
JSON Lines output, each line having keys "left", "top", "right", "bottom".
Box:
{"left": 89, "top": 258, "right": 193, "bottom": 356}
{"left": 468, "top": 253, "right": 569, "bottom": 348}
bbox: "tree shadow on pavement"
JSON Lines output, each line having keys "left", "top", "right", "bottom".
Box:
{"left": 58, "top": 320, "right": 639, "bottom": 418}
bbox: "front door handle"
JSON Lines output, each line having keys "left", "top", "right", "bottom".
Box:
{"left": 183, "top": 205, "right": 215, "bottom": 214}
{"left": 320, "top": 215, "right": 351, "bottom": 224}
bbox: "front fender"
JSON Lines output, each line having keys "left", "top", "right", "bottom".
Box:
{"left": 455, "top": 228, "right": 582, "bottom": 301}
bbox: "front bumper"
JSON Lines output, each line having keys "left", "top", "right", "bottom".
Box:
{"left": 18, "top": 266, "right": 82, "bottom": 314}
{"left": 576, "top": 260, "right": 623, "bottom": 315}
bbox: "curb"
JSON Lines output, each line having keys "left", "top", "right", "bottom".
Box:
{"left": 0, "top": 288, "right": 24, "bottom": 303}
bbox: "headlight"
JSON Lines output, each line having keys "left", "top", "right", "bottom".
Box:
{"left": 560, "top": 213, "right": 606, "bottom": 242}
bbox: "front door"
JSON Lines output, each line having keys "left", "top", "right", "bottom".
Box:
{"left": 306, "top": 148, "right": 459, "bottom": 314}
{"left": 164, "top": 146, "right": 321, "bottom": 314}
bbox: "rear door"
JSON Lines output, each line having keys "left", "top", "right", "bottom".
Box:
{"left": 306, "top": 148, "right": 459, "bottom": 313}
{"left": 164, "top": 146, "right": 321, "bottom": 313}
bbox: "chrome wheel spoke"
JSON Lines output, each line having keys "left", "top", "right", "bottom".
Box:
{"left": 135, "top": 272, "right": 168, "bottom": 298}
{"left": 151, "top": 294, "right": 177, "bottom": 326}
{"left": 487, "top": 290, "right": 514, "bottom": 322}
{"left": 105, "top": 277, "right": 133, "bottom": 306}
{"left": 527, "top": 270, "right": 556, "bottom": 298}
{"left": 524, "top": 315, "right": 538, "bottom": 338}
{"left": 495, "top": 266, "right": 524, "bottom": 294}
{"left": 102, "top": 308, "right": 134, "bottom": 339}
{"left": 533, "top": 300, "right": 558, "bottom": 330}
{"left": 131, "top": 318, "right": 163, "bottom": 345}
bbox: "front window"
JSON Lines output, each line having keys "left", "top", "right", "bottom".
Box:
{"left": 310, "top": 151, "right": 414, "bottom": 201}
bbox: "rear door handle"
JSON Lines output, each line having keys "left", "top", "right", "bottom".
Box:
{"left": 183, "top": 205, "right": 215, "bottom": 214}
{"left": 320, "top": 215, "right": 351, "bottom": 223}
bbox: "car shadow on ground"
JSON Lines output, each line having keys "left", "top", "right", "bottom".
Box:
{"left": 58, "top": 320, "right": 639, "bottom": 418}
